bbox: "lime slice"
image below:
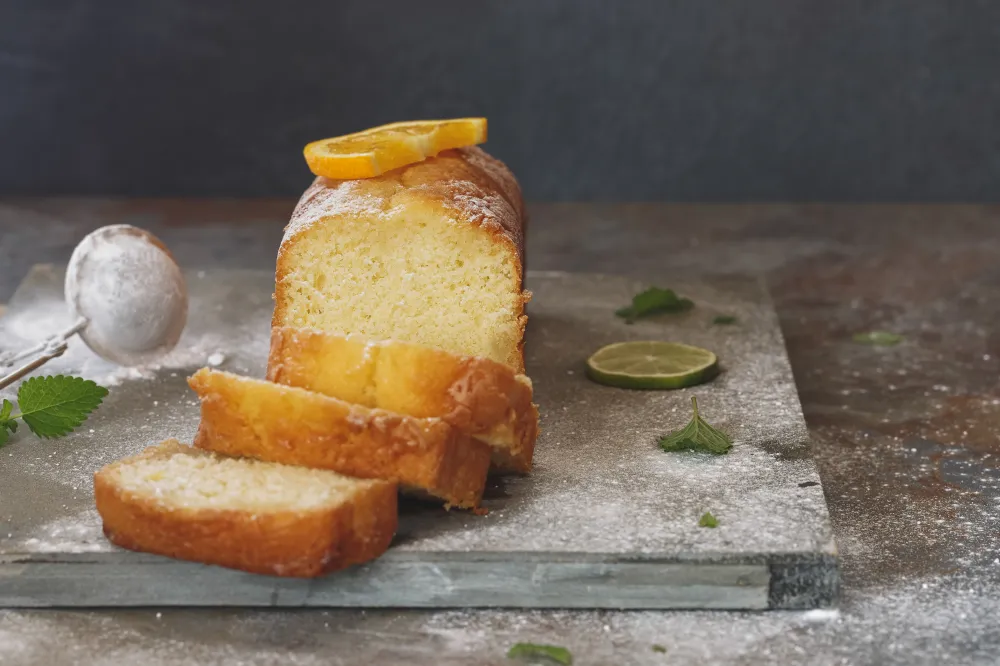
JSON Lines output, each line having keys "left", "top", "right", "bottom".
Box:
{"left": 585, "top": 341, "right": 719, "bottom": 390}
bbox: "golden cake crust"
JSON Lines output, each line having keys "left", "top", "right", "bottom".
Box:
{"left": 188, "top": 368, "right": 491, "bottom": 508}
{"left": 94, "top": 440, "right": 398, "bottom": 578}
{"left": 267, "top": 327, "right": 538, "bottom": 474}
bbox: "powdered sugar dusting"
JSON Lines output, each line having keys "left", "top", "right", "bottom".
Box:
{"left": 0, "top": 571, "right": 994, "bottom": 665}
{"left": 393, "top": 272, "right": 832, "bottom": 560}
{"left": 0, "top": 268, "right": 273, "bottom": 496}
{"left": 2, "top": 270, "right": 832, "bottom": 611}
{"left": 282, "top": 178, "right": 394, "bottom": 243}
{"left": 15, "top": 509, "right": 108, "bottom": 554}
{"left": 280, "top": 149, "right": 525, "bottom": 264}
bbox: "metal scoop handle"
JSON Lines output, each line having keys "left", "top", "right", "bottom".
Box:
{"left": 0, "top": 318, "right": 87, "bottom": 390}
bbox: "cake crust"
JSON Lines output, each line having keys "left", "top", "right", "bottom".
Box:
{"left": 188, "top": 368, "right": 491, "bottom": 508}
{"left": 267, "top": 327, "right": 538, "bottom": 474}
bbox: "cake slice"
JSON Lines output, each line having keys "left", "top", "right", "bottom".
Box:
{"left": 94, "top": 439, "right": 397, "bottom": 577}
{"left": 272, "top": 146, "right": 529, "bottom": 372}
{"left": 267, "top": 327, "right": 539, "bottom": 473}
{"left": 188, "top": 368, "right": 490, "bottom": 508}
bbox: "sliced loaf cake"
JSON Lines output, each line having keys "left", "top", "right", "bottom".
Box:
{"left": 267, "top": 327, "right": 538, "bottom": 473}
{"left": 188, "top": 368, "right": 491, "bottom": 508}
{"left": 94, "top": 439, "right": 397, "bottom": 577}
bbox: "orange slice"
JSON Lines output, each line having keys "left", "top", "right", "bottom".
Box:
{"left": 303, "top": 118, "right": 488, "bottom": 180}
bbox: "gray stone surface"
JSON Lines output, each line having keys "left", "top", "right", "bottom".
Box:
{"left": 3, "top": 1, "right": 1000, "bottom": 200}
{"left": 0, "top": 267, "right": 834, "bottom": 609}
{"left": 2, "top": 202, "right": 999, "bottom": 664}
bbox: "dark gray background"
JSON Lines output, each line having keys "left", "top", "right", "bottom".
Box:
{"left": 2, "top": 1, "right": 999, "bottom": 200}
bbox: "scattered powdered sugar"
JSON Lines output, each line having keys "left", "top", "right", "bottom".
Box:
{"left": 1, "top": 571, "right": 997, "bottom": 665}
{"left": 399, "top": 273, "right": 832, "bottom": 558}
{"left": 207, "top": 352, "right": 226, "bottom": 367}
{"left": 801, "top": 608, "right": 842, "bottom": 622}
{"left": 99, "top": 365, "right": 154, "bottom": 387}
{"left": 0, "top": 269, "right": 274, "bottom": 501}
{"left": 14, "top": 509, "right": 109, "bottom": 554}
{"left": 1, "top": 290, "right": 73, "bottom": 343}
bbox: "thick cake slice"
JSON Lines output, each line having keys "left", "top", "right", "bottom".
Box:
{"left": 188, "top": 368, "right": 490, "bottom": 508}
{"left": 272, "top": 146, "right": 529, "bottom": 372}
{"left": 94, "top": 440, "right": 397, "bottom": 577}
{"left": 267, "top": 327, "right": 539, "bottom": 473}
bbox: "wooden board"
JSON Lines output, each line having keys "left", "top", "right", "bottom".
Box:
{"left": 0, "top": 267, "right": 837, "bottom": 609}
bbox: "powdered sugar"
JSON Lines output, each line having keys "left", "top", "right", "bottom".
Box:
{"left": 15, "top": 509, "right": 108, "bottom": 554}
{"left": 279, "top": 150, "right": 525, "bottom": 265}
{"left": 282, "top": 178, "right": 394, "bottom": 243}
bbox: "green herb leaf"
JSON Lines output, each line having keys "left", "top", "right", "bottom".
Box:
{"left": 698, "top": 511, "right": 719, "bottom": 528}
{"left": 658, "top": 396, "right": 732, "bottom": 455}
{"left": 507, "top": 643, "right": 573, "bottom": 665}
{"left": 712, "top": 315, "right": 738, "bottom": 325}
{"left": 852, "top": 331, "right": 903, "bottom": 346}
{"left": 616, "top": 287, "right": 693, "bottom": 323}
{"left": 15, "top": 376, "right": 109, "bottom": 439}
{"left": 0, "top": 399, "right": 16, "bottom": 448}
{"left": 652, "top": 644, "right": 668, "bottom": 653}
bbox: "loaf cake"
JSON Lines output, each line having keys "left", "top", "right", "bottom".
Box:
{"left": 188, "top": 368, "right": 491, "bottom": 508}
{"left": 94, "top": 439, "right": 397, "bottom": 577}
{"left": 272, "top": 146, "right": 529, "bottom": 372}
{"left": 268, "top": 327, "right": 538, "bottom": 473}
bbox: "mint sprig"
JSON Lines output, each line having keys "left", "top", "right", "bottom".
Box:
{"left": 658, "top": 396, "right": 732, "bottom": 455}
{"left": 616, "top": 287, "right": 693, "bottom": 324}
{"left": 698, "top": 511, "right": 719, "bottom": 528}
{"left": 507, "top": 643, "right": 573, "bottom": 664}
{"left": 0, "top": 375, "right": 108, "bottom": 448}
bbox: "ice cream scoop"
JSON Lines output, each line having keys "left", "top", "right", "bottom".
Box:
{"left": 0, "top": 225, "right": 188, "bottom": 389}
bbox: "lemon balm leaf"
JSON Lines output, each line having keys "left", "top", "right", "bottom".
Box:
{"left": 616, "top": 287, "right": 693, "bottom": 323}
{"left": 507, "top": 643, "right": 573, "bottom": 665}
{"left": 698, "top": 511, "right": 719, "bottom": 528}
{"left": 659, "top": 397, "right": 732, "bottom": 454}
{"left": 0, "top": 399, "right": 17, "bottom": 448}
{"left": 16, "top": 375, "right": 109, "bottom": 439}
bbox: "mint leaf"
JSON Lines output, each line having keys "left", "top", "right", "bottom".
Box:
{"left": 658, "top": 396, "right": 732, "bottom": 454}
{"left": 16, "top": 376, "right": 108, "bottom": 439}
{"left": 712, "top": 315, "right": 738, "bottom": 325}
{"left": 852, "top": 331, "right": 903, "bottom": 346}
{"left": 616, "top": 287, "right": 693, "bottom": 323}
{"left": 698, "top": 511, "right": 719, "bottom": 528}
{"left": 507, "top": 643, "right": 573, "bottom": 665}
{"left": 0, "top": 399, "right": 15, "bottom": 448}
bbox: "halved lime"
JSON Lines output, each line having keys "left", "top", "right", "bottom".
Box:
{"left": 585, "top": 341, "right": 719, "bottom": 390}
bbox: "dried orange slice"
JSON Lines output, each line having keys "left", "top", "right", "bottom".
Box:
{"left": 303, "top": 118, "right": 488, "bottom": 180}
